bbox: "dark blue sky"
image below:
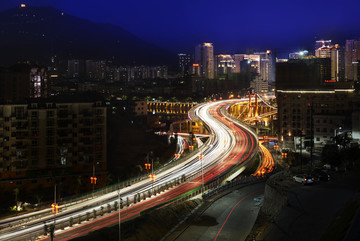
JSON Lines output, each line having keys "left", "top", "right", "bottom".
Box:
{"left": 2, "top": 0, "right": 360, "bottom": 56}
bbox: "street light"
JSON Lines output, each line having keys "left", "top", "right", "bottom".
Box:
{"left": 117, "top": 189, "right": 121, "bottom": 241}
{"left": 148, "top": 174, "right": 156, "bottom": 182}
{"left": 273, "top": 144, "right": 279, "bottom": 160}
{"left": 144, "top": 163, "right": 151, "bottom": 170}
{"left": 90, "top": 163, "right": 98, "bottom": 198}
{"left": 51, "top": 203, "right": 59, "bottom": 214}
{"left": 198, "top": 154, "right": 204, "bottom": 194}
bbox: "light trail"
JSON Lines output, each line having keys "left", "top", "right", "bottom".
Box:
{"left": 0, "top": 99, "right": 265, "bottom": 241}
{"left": 254, "top": 141, "right": 275, "bottom": 177}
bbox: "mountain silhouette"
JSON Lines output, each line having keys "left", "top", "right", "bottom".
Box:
{"left": 0, "top": 6, "right": 176, "bottom": 67}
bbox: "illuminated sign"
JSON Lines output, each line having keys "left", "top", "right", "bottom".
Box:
{"left": 192, "top": 63, "right": 199, "bottom": 67}
{"left": 21, "top": 4, "right": 26, "bottom": 8}
{"left": 324, "top": 80, "right": 336, "bottom": 83}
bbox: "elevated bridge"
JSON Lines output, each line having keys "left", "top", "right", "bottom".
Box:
{"left": 147, "top": 101, "right": 197, "bottom": 115}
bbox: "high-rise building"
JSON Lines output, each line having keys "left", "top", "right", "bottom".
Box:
{"left": 315, "top": 40, "right": 332, "bottom": 50}
{"left": 257, "top": 50, "right": 274, "bottom": 82}
{"left": 232, "top": 54, "right": 244, "bottom": 73}
{"left": 289, "top": 50, "right": 310, "bottom": 59}
{"left": 0, "top": 63, "right": 49, "bottom": 102}
{"left": 195, "top": 43, "right": 215, "bottom": 79}
{"left": 250, "top": 75, "right": 268, "bottom": 93}
{"left": 178, "top": 53, "right": 192, "bottom": 77}
{"left": 345, "top": 39, "right": 360, "bottom": 81}
{"left": 215, "top": 55, "right": 235, "bottom": 77}
{"left": 240, "top": 54, "right": 261, "bottom": 73}
{"left": 0, "top": 100, "right": 107, "bottom": 197}
{"left": 191, "top": 63, "right": 201, "bottom": 76}
{"left": 68, "top": 59, "right": 85, "bottom": 79}
{"left": 276, "top": 89, "right": 358, "bottom": 150}
{"left": 315, "top": 44, "right": 341, "bottom": 82}
{"left": 276, "top": 58, "right": 331, "bottom": 90}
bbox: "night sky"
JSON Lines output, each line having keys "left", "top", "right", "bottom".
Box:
{"left": 1, "top": 0, "right": 360, "bottom": 56}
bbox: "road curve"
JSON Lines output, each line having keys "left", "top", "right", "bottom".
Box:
{"left": 0, "top": 99, "right": 259, "bottom": 241}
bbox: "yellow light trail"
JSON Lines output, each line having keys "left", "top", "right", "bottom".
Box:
{"left": 255, "top": 140, "right": 275, "bottom": 176}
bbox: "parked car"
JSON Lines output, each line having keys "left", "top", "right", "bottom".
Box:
{"left": 293, "top": 174, "right": 314, "bottom": 185}
{"left": 312, "top": 168, "right": 330, "bottom": 181}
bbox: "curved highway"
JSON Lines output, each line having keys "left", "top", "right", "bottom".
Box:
{"left": 0, "top": 99, "right": 260, "bottom": 241}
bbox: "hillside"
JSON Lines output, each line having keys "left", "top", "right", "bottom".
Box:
{"left": 0, "top": 6, "right": 176, "bottom": 66}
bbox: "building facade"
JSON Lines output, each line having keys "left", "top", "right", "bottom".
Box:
{"left": 0, "top": 101, "right": 107, "bottom": 198}
{"left": 250, "top": 76, "right": 269, "bottom": 93}
{"left": 178, "top": 53, "right": 192, "bottom": 77}
{"left": 0, "top": 63, "right": 50, "bottom": 102}
{"left": 276, "top": 89, "right": 358, "bottom": 150}
{"left": 345, "top": 39, "right": 360, "bottom": 81}
{"left": 215, "top": 55, "right": 235, "bottom": 77}
{"left": 195, "top": 43, "right": 215, "bottom": 79}
{"left": 315, "top": 44, "right": 341, "bottom": 82}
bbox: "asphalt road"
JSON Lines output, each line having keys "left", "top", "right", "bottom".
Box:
{"left": 259, "top": 170, "right": 360, "bottom": 241}
{"left": 170, "top": 182, "right": 265, "bottom": 241}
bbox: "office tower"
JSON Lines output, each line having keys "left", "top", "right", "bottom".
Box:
{"left": 345, "top": 39, "right": 360, "bottom": 81}
{"left": 178, "top": 53, "right": 192, "bottom": 76}
{"left": 257, "top": 50, "right": 274, "bottom": 82}
{"left": 215, "top": 55, "right": 235, "bottom": 77}
{"left": 195, "top": 43, "right": 215, "bottom": 79}
{"left": 315, "top": 44, "right": 340, "bottom": 81}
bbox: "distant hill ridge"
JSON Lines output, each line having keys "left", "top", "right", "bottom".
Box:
{"left": 0, "top": 6, "right": 175, "bottom": 67}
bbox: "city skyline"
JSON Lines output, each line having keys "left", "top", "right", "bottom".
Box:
{"left": 1, "top": 0, "right": 360, "bottom": 55}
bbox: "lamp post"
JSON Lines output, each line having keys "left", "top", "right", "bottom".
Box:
{"left": 198, "top": 153, "right": 204, "bottom": 193}
{"left": 92, "top": 164, "right": 95, "bottom": 198}
{"left": 274, "top": 144, "right": 279, "bottom": 162}
{"left": 148, "top": 158, "right": 155, "bottom": 192}
{"left": 118, "top": 189, "right": 121, "bottom": 241}
{"left": 90, "top": 162, "right": 99, "bottom": 198}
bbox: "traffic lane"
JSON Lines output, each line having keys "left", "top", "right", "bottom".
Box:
{"left": 174, "top": 182, "right": 265, "bottom": 241}
{"left": 259, "top": 172, "right": 360, "bottom": 241}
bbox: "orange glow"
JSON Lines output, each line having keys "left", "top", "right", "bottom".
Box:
{"left": 90, "top": 176, "right": 98, "bottom": 184}
{"left": 254, "top": 141, "right": 275, "bottom": 177}
{"left": 51, "top": 203, "right": 59, "bottom": 214}
{"left": 193, "top": 63, "right": 199, "bottom": 67}
{"left": 149, "top": 174, "right": 156, "bottom": 182}
{"left": 21, "top": 4, "right": 26, "bottom": 8}
{"left": 144, "top": 163, "right": 151, "bottom": 170}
